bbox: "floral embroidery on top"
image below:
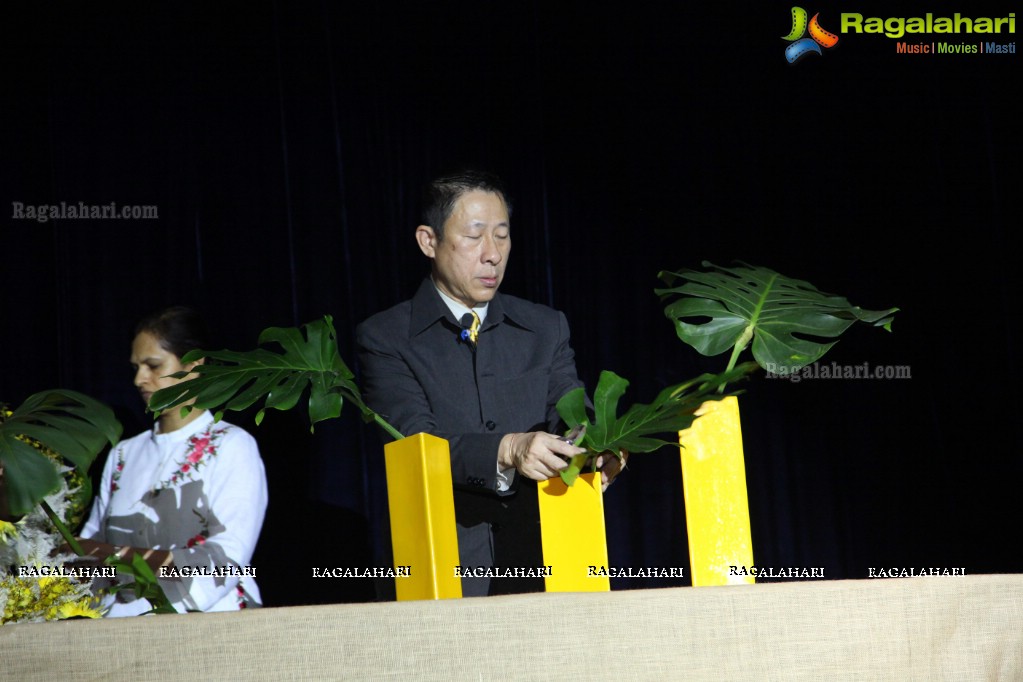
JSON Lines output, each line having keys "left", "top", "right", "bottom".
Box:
{"left": 154, "top": 424, "right": 227, "bottom": 491}
{"left": 186, "top": 509, "right": 211, "bottom": 548}
{"left": 111, "top": 448, "right": 126, "bottom": 492}
{"left": 109, "top": 422, "right": 230, "bottom": 497}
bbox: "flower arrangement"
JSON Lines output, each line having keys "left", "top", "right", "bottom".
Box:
{"left": 1, "top": 573, "right": 102, "bottom": 624}
{"left": 1, "top": 390, "right": 176, "bottom": 620}
{"left": 552, "top": 262, "right": 899, "bottom": 481}
{"left": 1, "top": 406, "right": 104, "bottom": 624}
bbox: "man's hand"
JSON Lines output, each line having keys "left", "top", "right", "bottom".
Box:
{"left": 595, "top": 449, "right": 629, "bottom": 491}
{"left": 498, "top": 432, "right": 586, "bottom": 481}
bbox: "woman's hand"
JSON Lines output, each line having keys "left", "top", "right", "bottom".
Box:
{"left": 71, "top": 538, "right": 123, "bottom": 561}
{"left": 70, "top": 538, "right": 173, "bottom": 571}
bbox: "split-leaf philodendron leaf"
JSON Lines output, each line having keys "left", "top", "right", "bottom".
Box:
{"left": 149, "top": 316, "right": 402, "bottom": 439}
{"left": 0, "top": 390, "right": 122, "bottom": 517}
{"left": 555, "top": 363, "right": 758, "bottom": 485}
{"left": 657, "top": 261, "right": 898, "bottom": 374}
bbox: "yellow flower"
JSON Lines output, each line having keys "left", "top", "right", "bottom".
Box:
{"left": 56, "top": 598, "right": 102, "bottom": 620}
{"left": 37, "top": 575, "right": 62, "bottom": 592}
{"left": 2, "top": 573, "right": 99, "bottom": 625}
{"left": 0, "top": 519, "right": 17, "bottom": 542}
{"left": 2, "top": 577, "right": 38, "bottom": 623}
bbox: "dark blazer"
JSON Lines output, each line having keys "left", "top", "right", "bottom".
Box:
{"left": 356, "top": 278, "right": 583, "bottom": 596}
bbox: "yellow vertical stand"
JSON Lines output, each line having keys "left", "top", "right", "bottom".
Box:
{"left": 537, "top": 472, "right": 610, "bottom": 592}
{"left": 384, "top": 433, "right": 463, "bottom": 600}
{"left": 678, "top": 396, "right": 755, "bottom": 586}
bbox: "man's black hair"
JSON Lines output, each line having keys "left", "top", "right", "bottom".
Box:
{"left": 420, "top": 169, "right": 512, "bottom": 239}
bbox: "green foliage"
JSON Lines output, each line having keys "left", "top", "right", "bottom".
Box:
{"left": 104, "top": 553, "right": 177, "bottom": 615}
{"left": 0, "top": 390, "right": 121, "bottom": 517}
{"left": 149, "top": 316, "right": 402, "bottom": 439}
{"left": 0, "top": 391, "right": 173, "bottom": 618}
{"left": 555, "top": 363, "right": 758, "bottom": 485}
{"left": 657, "top": 261, "right": 898, "bottom": 375}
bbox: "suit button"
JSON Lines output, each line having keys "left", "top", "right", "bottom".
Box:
{"left": 485, "top": 420, "right": 496, "bottom": 431}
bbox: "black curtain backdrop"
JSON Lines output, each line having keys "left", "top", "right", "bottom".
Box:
{"left": 2, "top": 2, "right": 1019, "bottom": 606}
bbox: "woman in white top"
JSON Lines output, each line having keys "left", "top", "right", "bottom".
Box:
{"left": 79, "top": 306, "right": 268, "bottom": 616}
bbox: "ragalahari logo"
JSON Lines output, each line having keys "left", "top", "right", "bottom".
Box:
{"left": 782, "top": 7, "right": 839, "bottom": 63}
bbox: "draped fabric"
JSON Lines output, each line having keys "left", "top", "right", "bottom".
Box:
{"left": 2, "top": 2, "right": 1019, "bottom": 605}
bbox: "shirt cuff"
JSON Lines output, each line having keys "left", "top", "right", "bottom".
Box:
{"left": 496, "top": 465, "right": 515, "bottom": 492}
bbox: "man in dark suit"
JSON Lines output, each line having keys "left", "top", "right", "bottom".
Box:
{"left": 355, "top": 169, "right": 593, "bottom": 597}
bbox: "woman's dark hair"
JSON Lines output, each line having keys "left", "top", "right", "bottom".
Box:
{"left": 134, "top": 305, "right": 210, "bottom": 359}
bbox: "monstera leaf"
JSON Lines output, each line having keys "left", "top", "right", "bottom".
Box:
{"left": 657, "top": 262, "right": 898, "bottom": 375}
{"left": 149, "top": 316, "right": 402, "bottom": 439}
{"left": 555, "top": 363, "right": 758, "bottom": 485}
{"left": 0, "top": 390, "right": 122, "bottom": 517}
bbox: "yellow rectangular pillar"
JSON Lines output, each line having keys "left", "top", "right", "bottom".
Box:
{"left": 384, "top": 432, "right": 462, "bottom": 600}
{"left": 537, "top": 472, "right": 610, "bottom": 592}
{"left": 678, "top": 396, "right": 755, "bottom": 586}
